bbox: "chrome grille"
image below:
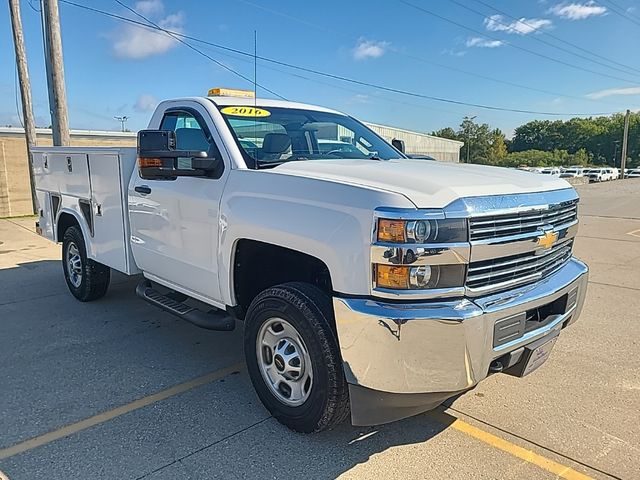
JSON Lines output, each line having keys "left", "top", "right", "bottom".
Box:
{"left": 469, "top": 200, "right": 578, "bottom": 241}
{"left": 466, "top": 240, "right": 573, "bottom": 292}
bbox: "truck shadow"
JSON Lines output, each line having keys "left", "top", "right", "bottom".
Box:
{"left": 214, "top": 410, "right": 457, "bottom": 480}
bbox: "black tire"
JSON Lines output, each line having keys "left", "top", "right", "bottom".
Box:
{"left": 244, "top": 282, "right": 350, "bottom": 433}
{"left": 62, "top": 225, "right": 110, "bottom": 302}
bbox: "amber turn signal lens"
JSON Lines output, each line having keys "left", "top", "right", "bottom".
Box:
{"left": 376, "top": 265, "right": 410, "bottom": 289}
{"left": 378, "top": 219, "right": 406, "bottom": 242}
{"left": 138, "top": 157, "right": 163, "bottom": 168}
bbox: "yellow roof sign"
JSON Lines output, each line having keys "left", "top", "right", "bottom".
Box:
{"left": 220, "top": 106, "right": 271, "bottom": 117}
{"left": 208, "top": 87, "right": 255, "bottom": 98}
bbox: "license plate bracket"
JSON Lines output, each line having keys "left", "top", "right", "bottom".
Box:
{"left": 503, "top": 331, "right": 560, "bottom": 377}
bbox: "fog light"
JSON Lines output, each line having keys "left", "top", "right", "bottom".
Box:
{"left": 409, "top": 265, "right": 432, "bottom": 288}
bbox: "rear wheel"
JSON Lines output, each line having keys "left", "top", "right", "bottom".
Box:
{"left": 244, "top": 282, "right": 350, "bottom": 433}
{"left": 62, "top": 225, "right": 110, "bottom": 301}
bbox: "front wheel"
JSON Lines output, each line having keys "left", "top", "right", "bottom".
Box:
{"left": 244, "top": 282, "right": 350, "bottom": 433}
{"left": 62, "top": 225, "right": 110, "bottom": 301}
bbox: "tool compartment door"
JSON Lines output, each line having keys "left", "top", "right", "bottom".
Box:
{"left": 88, "top": 152, "right": 128, "bottom": 273}
{"left": 34, "top": 152, "right": 91, "bottom": 198}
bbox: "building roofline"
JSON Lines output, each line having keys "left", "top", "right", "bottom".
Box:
{"left": 364, "top": 121, "right": 464, "bottom": 145}
{"left": 0, "top": 126, "right": 137, "bottom": 137}
{"left": 1, "top": 121, "right": 463, "bottom": 145}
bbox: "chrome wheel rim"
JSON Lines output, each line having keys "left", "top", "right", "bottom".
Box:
{"left": 66, "top": 241, "right": 83, "bottom": 288}
{"left": 256, "top": 317, "right": 313, "bottom": 406}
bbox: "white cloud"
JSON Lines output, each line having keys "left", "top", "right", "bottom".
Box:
{"left": 484, "top": 14, "right": 552, "bottom": 34}
{"left": 349, "top": 94, "right": 371, "bottom": 104}
{"left": 134, "top": 94, "right": 158, "bottom": 112}
{"left": 586, "top": 86, "right": 640, "bottom": 99}
{"left": 352, "top": 38, "right": 390, "bottom": 60}
{"left": 112, "top": 1, "right": 184, "bottom": 59}
{"left": 442, "top": 48, "right": 467, "bottom": 57}
{"left": 134, "top": 0, "right": 163, "bottom": 16}
{"left": 466, "top": 37, "right": 504, "bottom": 48}
{"left": 547, "top": 2, "right": 607, "bottom": 20}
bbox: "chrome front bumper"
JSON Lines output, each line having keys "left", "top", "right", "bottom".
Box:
{"left": 333, "top": 257, "right": 588, "bottom": 412}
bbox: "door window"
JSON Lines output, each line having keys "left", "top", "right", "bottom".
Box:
{"left": 160, "top": 111, "right": 221, "bottom": 170}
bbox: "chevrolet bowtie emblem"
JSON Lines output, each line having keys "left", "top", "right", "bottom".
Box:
{"left": 537, "top": 230, "right": 558, "bottom": 249}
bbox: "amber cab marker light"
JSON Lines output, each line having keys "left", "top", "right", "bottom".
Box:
{"left": 138, "top": 157, "right": 163, "bottom": 168}
{"left": 378, "top": 219, "right": 406, "bottom": 243}
{"left": 376, "top": 265, "right": 410, "bottom": 289}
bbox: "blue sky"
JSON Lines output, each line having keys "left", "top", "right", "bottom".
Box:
{"left": 1, "top": 0, "right": 639, "bottom": 136}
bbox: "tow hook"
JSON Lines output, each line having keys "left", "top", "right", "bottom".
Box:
{"left": 489, "top": 360, "right": 504, "bottom": 373}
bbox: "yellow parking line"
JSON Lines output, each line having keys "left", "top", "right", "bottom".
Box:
{"left": 429, "top": 410, "right": 594, "bottom": 480}
{"left": 0, "top": 363, "right": 245, "bottom": 460}
{"left": 2, "top": 364, "right": 595, "bottom": 480}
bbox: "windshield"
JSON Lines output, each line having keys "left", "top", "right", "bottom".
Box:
{"left": 214, "top": 103, "right": 403, "bottom": 167}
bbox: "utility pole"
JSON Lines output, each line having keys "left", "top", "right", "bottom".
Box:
{"left": 613, "top": 140, "right": 620, "bottom": 167}
{"left": 41, "top": 0, "right": 70, "bottom": 145}
{"left": 620, "top": 109, "right": 630, "bottom": 179}
{"left": 465, "top": 115, "right": 477, "bottom": 163}
{"left": 114, "top": 116, "right": 129, "bottom": 132}
{"left": 9, "top": 0, "right": 38, "bottom": 214}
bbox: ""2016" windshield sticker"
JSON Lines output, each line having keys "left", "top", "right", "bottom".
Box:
{"left": 220, "top": 106, "right": 271, "bottom": 117}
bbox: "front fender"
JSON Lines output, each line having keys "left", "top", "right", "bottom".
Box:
{"left": 218, "top": 169, "right": 415, "bottom": 305}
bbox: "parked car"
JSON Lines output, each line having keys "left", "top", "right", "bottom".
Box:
{"left": 540, "top": 167, "right": 561, "bottom": 176}
{"left": 560, "top": 168, "right": 584, "bottom": 178}
{"left": 30, "top": 88, "right": 588, "bottom": 432}
{"left": 627, "top": 169, "right": 640, "bottom": 178}
{"left": 407, "top": 154, "right": 436, "bottom": 160}
{"left": 586, "top": 169, "right": 604, "bottom": 182}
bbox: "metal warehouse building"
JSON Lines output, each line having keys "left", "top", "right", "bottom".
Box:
{"left": 0, "top": 122, "right": 462, "bottom": 217}
{"left": 364, "top": 122, "right": 463, "bottom": 163}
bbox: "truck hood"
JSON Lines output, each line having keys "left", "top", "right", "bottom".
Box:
{"left": 272, "top": 159, "right": 571, "bottom": 208}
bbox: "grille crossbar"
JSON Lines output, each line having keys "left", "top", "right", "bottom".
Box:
{"left": 469, "top": 201, "right": 578, "bottom": 241}
{"left": 467, "top": 240, "right": 573, "bottom": 291}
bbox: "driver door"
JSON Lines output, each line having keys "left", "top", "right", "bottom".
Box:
{"left": 128, "top": 104, "right": 227, "bottom": 303}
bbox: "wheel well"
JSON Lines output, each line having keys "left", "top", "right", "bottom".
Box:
{"left": 56, "top": 213, "right": 79, "bottom": 242}
{"left": 233, "top": 240, "right": 333, "bottom": 318}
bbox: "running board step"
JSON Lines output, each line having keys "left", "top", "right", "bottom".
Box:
{"left": 136, "top": 280, "right": 235, "bottom": 331}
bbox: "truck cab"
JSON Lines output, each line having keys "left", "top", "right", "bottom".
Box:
{"left": 31, "top": 90, "right": 588, "bottom": 432}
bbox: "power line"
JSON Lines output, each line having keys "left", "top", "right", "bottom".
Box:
{"left": 398, "top": 0, "right": 640, "bottom": 85}
{"left": 599, "top": 0, "right": 640, "bottom": 26}
{"left": 464, "top": 0, "right": 640, "bottom": 77}
{"left": 236, "top": 0, "right": 631, "bottom": 108}
{"left": 111, "top": 0, "right": 286, "bottom": 100}
{"left": 27, "top": 0, "right": 40, "bottom": 13}
{"left": 61, "top": 0, "right": 616, "bottom": 116}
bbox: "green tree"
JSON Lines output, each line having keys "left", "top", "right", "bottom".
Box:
{"left": 434, "top": 111, "right": 639, "bottom": 168}
{"left": 486, "top": 128, "right": 507, "bottom": 165}
{"left": 431, "top": 127, "right": 459, "bottom": 141}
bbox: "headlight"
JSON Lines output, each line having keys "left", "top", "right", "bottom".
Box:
{"left": 377, "top": 218, "right": 467, "bottom": 243}
{"left": 375, "top": 264, "right": 466, "bottom": 290}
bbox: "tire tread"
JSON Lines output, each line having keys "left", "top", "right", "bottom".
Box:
{"left": 62, "top": 226, "right": 110, "bottom": 302}
{"left": 245, "top": 282, "right": 350, "bottom": 432}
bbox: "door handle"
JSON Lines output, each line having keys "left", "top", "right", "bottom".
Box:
{"left": 135, "top": 185, "right": 152, "bottom": 195}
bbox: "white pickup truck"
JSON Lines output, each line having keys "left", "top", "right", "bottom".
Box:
{"left": 31, "top": 90, "right": 588, "bottom": 432}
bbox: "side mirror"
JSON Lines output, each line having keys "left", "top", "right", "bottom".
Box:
{"left": 138, "top": 130, "right": 207, "bottom": 159}
{"left": 392, "top": 138, "right": 405, "bottom": 154}
{"left": 138, "top": 130, "right": 213, "bottom": 178}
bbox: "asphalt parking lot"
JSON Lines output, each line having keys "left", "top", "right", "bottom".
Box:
{"left": 1, "top": 180, "right": 639, "bottom": 480}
